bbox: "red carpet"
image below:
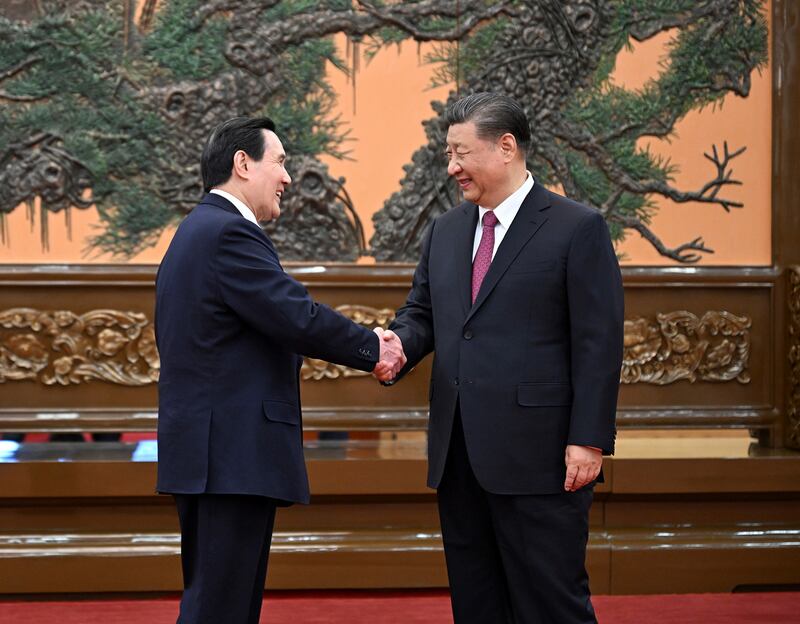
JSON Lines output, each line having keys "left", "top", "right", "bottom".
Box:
{"left": 0, "top": 590, "right": 797, "bottom": 623}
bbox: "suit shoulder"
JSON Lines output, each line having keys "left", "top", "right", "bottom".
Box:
{"left": 178, "top": 203, "right": 257, "bottom": 241}
{"left": 188, "top": 202, "right": 241, "bottom": 227}
{"left": 162, "top": 204, "right": 241, "bottom": 267}
{"left": 543, "top": 188, "right": 604, "bottom": 229}
{"left": 544, "top": 187, "right": 595, "bottom": 216}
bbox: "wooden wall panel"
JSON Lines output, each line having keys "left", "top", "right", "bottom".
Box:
{"left": 0, "top": 265, "right": 786, "bottom": 439}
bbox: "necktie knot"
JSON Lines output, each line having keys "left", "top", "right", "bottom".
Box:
{"left": 482, "top": 211, "right": 498, "bottom": 228}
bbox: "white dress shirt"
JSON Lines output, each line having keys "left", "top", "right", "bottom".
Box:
{"left": 210, "top": 189, "right": 259, "bottom": 226}
{"left": 472, "top": 172, "right": 534, "bottom": 261}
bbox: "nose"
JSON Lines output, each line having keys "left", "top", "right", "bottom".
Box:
{"left": 283, "top": 169, "right": 292, "bottom": 185}
{"left": 447, "top": 159, "right": 461, "bottom": 176}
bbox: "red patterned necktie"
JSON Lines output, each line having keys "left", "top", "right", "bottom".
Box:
{"left": 471, "top": 210, "right": 499, "bottom": 304}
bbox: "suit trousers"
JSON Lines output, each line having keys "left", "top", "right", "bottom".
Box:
{"left": 174, "top": 493, "right": 277, "bottom": 624}
{"left": 437, "top": 411, "right": 597, "bottom": 624}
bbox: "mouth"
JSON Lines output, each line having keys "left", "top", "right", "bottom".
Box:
{"left": 456, "top": 178, "right": 472, "bottom": 190}
{"left": 275, "top": 190, "right": 283, "bottom": 202}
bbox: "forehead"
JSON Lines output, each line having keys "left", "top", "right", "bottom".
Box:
{"left": 446, "top": 121, "right": 481, "bottom": 146}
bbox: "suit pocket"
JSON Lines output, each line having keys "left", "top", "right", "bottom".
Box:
{"left": 262, "top": 399, "right": 300, "bottom": 425}
{"left": 508, "top": 259, "right": 556, "bottom": 275}
{"left": 517, "top": 383, "right": 572, "bottom": 406}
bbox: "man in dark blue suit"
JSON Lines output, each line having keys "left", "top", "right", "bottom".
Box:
{"left": 384, "top": 93, "right": 624, "bottom": 623}
{"left": 155, "top": 117, "right": 404, "bottom": 624}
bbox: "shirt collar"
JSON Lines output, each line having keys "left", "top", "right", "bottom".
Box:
{"left": 210, "top": 189, "right": 259, "bottom": 225}
{"left": 478, "top": 172, "right": 534, "bottom": 227}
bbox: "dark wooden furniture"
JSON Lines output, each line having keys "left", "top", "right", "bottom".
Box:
{"left": 1, "top": 435, "right": 799, "bottom": 594}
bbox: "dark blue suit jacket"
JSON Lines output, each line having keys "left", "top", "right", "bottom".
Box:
{"left": 155, "top": 193, "right": 379, "bottom": 504}
{"left": 390, "top": 183, "right": 624, "bottom": 495}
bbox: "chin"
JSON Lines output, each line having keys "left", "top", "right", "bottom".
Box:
{"left": 461, "top": 186, "right": 478, "bottom": 201}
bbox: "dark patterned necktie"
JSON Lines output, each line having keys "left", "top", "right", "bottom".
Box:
{"left": 471, "top": 210, "right": 499, "bottom": 304}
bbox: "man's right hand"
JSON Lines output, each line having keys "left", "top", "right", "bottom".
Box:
{"left": 372, "top": 328, "right": 406, "bottom": 382}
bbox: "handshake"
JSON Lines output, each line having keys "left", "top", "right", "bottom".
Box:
{"left": 372, "top": 327, "right": 406, "bottom": 382}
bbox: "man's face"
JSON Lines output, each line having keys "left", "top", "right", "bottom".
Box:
{"left": 445, "top": 121, "right": 509, "bottom": 209}
{"left": 245, "top": 130, "right": 292, "bottom": 222}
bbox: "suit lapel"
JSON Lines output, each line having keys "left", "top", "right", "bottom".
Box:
{"left": 454, "top": 202, "right": 479, "bottom": 317}
{"left": 465, "top": 184, "right": 551, "bottom": 325}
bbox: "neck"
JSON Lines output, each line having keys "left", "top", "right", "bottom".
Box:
{"left": 508, "top": 166, "right": 528, "bottom": 192}
{"left": 214, "top": 183, "right": 253, "bottom": 212}
{"left": 486, "top": 167, "right": 528, "bottom": 209}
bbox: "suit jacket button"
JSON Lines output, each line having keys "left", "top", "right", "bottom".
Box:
{"left": 453, "top": 377, "right": 459, "bottom": 386}
{"left": 463, "top": 330, "right": 473, "bottom": 340}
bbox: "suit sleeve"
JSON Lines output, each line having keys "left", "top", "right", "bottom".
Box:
{"left": 387, "top": 220, "right": 437, "bottom": 383}
{"left": 565, "top": 210, "right": 624, "bottom": 454}
{"left": 214, "top": 219, "right": 379, "bottom": 372}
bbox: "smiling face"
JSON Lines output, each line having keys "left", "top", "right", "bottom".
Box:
{"left": 445, "top": 121, "right": 517, "bottom": 209}
{"left": 241, "top": 130, "right": 292, "bottom": 222}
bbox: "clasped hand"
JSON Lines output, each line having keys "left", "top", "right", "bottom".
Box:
{"left": 372, "top": 328, "right": 406, "bottom": 382}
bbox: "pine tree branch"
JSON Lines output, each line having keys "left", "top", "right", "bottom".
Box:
{"left": 0, "top": 55, "right": 42, "bottom": 84}
{"left": 555, "top": 124, "right": 746, "bottom": 212}
{"left": 609, "top": 215, "right": 714, "bottom": 263}
{"left": 623, "top": 1, "right": 723, "bottom": 41}
{"left": 0, "top": 90, "right": 49, "bottom": 102}
{"left": 600, "top": 189, "right": 624, "bottom": 217}
{"left": 250, "top": 0, "right": 514, "bottom": 54}
{"left": 354, "top": 0, "right": 515, "bottom": 42}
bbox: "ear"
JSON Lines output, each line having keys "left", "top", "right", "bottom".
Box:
{"left": 498, "top": 133, "right": 517, "bottom": 163}
{"left": 231, "top": 149, "right": 249, "bottom": 180}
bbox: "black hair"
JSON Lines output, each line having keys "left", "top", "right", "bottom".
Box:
{"left": 200, "top": 117, "right": 276, "bottom": 193}
{"left": 445, "top": 92, "right": 531, "bottom": 154}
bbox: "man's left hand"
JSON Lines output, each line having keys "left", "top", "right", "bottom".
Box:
{"left": 564, "top": 445, "right": 602, "bottom": 492}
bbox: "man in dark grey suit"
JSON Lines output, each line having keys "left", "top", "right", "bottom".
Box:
{"left": 155, "top": 117, "right": 404, "bottom": 624}
{"left": 384, "top": 93, "right": 624, "bottom": 623}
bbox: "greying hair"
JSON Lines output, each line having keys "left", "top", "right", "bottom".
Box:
{"left": 445, "top": 92, "right": 531, "bottom": 154}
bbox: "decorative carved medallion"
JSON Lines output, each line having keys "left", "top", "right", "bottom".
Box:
{"left": 300, "top": 305, "right": 395, "bottom": 381}
{"left": 0, "top": 308, "right": 158, "bottom": 386}
{"left": 787, "top": 268, "right": 800, "bottom": 448}
{"left": 262, "top": 156, "right": 365, "bottom": 262}
{"left": 622, "top": 311, "right": 751, "bottom": 385}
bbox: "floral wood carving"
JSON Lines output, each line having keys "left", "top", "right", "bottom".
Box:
{"left": 0, "top": 306, "right": 752, "bottom": 387}
{"left": 622, "top": 311, "right": 751, "bottom": 385}
{"left": 301, "top": 305, "right": 395, "bottom": 381}
{"left": 787, "top": 268, "right": 800, "bottom": 448}
{"left": 0, "top": 307, "right": 158, "bottom": 386}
